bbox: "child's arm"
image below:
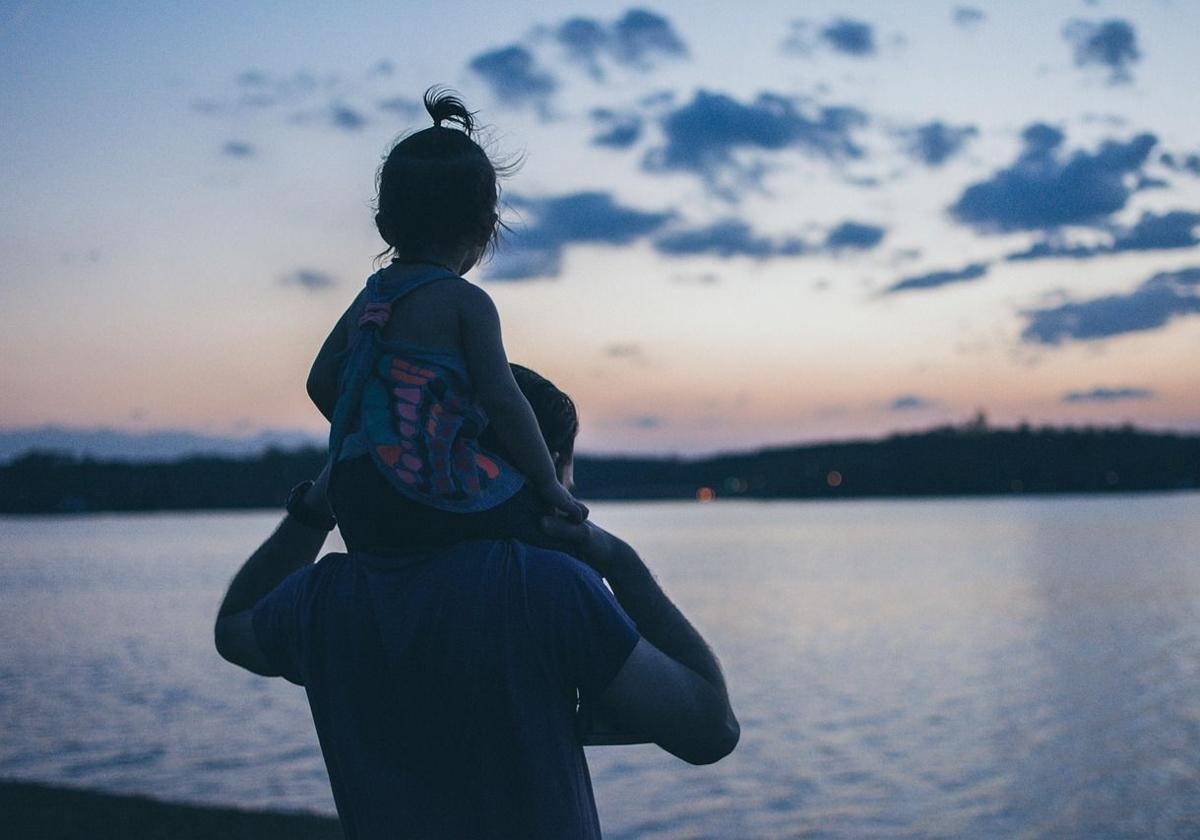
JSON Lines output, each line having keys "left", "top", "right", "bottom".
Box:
{"left": 307, "top": 291, "right": 366, "bottom": 423}
{"left": 458, "top": 285, "right": 587, "bottom": 522}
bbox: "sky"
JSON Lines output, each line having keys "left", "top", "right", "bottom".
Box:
{"left": 1, "top": 0, "right": 1198, "bottom": 456}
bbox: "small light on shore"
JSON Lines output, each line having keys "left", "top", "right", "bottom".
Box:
{"left": 696, "top": 486, "right": 715, "bottom": 502}
{"left": 826, "top": 470, "right": 842, "bottom": 488}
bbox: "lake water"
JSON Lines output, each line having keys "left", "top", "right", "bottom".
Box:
{"left": 2, "top": 496, "right": 1200, "bottom": 838}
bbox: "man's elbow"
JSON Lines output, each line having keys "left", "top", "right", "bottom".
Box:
{"left": 680, "top": 713, "right": 740, "bottom": 766}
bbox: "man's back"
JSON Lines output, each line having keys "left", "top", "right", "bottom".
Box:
{"left": 251, "top": 539, "right": 640, "bottom": 839}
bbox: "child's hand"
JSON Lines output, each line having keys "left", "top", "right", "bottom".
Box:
{"left": 539, "top": 480, "right": 589, "bottom": 524}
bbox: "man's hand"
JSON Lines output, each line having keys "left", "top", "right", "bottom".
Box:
{"left": 540, "top": 516, "right": 617, "bottom": 577}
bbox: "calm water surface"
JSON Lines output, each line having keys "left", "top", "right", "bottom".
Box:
{"left": 2, "top": 496, "right": 1199, "bottom": 838}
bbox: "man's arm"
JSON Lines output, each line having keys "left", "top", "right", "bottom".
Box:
{"left": 541, "top": 518, "right": 740, "bottom": 766}
{"left": 214, "top": 470, "right": 333, "bottom": 676}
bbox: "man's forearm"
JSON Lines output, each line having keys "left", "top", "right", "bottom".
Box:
{"left": 217, "top": 483, "right": 331, "bottom": 618}
{"left": 601, "top": 535, "right": 729, "bottom": 699}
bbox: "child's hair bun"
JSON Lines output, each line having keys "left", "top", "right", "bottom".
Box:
{"left": 425, "top": 87, "right": 475, "bottom": 135}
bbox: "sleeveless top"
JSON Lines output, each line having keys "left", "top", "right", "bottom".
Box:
{"left": 328, "top": 264, "right": 526, "bottom": 513}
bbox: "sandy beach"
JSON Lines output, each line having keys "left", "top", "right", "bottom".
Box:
{"left": 0, "top": 780, "right": 341, "bottom": 839}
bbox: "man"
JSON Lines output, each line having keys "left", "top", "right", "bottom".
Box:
{"left": 215, "top": 368, "right": 739, "bottom": 838}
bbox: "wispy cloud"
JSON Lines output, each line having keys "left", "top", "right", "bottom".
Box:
{"left": 1007, "top": 210, "right": 1200, "bottom": 261}
{"left": 950, "top": 123, "right": 1157, "bottom": 232}
{"left": 1022, "top": 267, "right": 1200, "bottom": 344}
{"left": 824, "top": 221, "right": 885, "bottom": 251}
{"left": 900, "top": 121, "right": 977, "bottom": 167}
{"left": 888, "top": 394, "right": 934, "bottom": 411}
{"left": 221, "top": 141, "right": 255, "bottom": 158}
{"left": 281, "top": 269, "right": 337, "bottom": 291}
{"left": 1063, "top": 18, "right": 1140, "bottom": 85}
{"left": 883, "top": 262, "right": 990, "bottom": 295}
{"left": 653, "top": 218, "right": 883, "bottom": 259}
{"left": 1062, "top": 386, "right": 1155, "bottom": 403}
{"left": 590, "top": 108, "right": 643, "bottom": 148}
{"left": 782, "top": 17, "right": 877, "bottom": 57}
{"left": 953, "top": 7, "right": 986, "bottom": 29}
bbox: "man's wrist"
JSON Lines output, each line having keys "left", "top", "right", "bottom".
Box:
{"left": 285, "top": 480, "right": 337, "bottom": 532}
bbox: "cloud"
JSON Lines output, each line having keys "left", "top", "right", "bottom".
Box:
{"left": 882, "top": 262, "right": 990, "bottom": 295}
{"left": 488, "top": 191, "right": 674, "bottom": 280}
{"left": 652, "top": 218, "right": 883, "bottom": 259}
{"left": 604, "top": 343, "right": 645, "bottom": 362}
{"left": 611, "top": 9, "right": 688, "bottom": 67}
{"left": 953, "top": 7, "right": 986, "bottom": 28}
{"left": 329, "top": 103, "right": 366, "bottom": 131}
{"left": 949, "top": 123, "right": 1157, "bottom": 232}
{"left": 221, "top": 141, "right": 255, "bottom": 158}
{"left": 626, "top": 415, "right": 663, "bottom": 429}
{"left": 783, "top": 18, "right": 877, "bottom": 57}
{"left": 469, "top": 45, "right": 557, "bottom": 107}
{"left": 654, "top": 220, "right": 808, "bottom": 259}
{"left": 889, "top": 395, "right": 934, "bottom": 411}
{"left": 1161, "top": 152, "right": 1200, "bottom": 176}
{"left": 556, "top": 9, "right": 687, "bottom": 79}
{"left": 1062, "top": 386, "right": 1155, "bottom": 403}
{"left": 1007, "top": 210, "right": 1200, "bottom": 261}
{"left": 819, "top": 18, "right": 876, "bottom": 56}
{"left": 643, "top": 90, "right": 866, "bottom": 195}
{"left": 824, "top": 221, "right": 885, "bottom": 250}
{"left": 590, "top": 108, "right": 643, "bottom": 148}
{"left": 901, "top": 121, "right": 977, "bottom": 166}
{"left": 1064, "top": 18, "right": 1140, "bottom": 84}
{"left": 1021, "top": 267, "right": 1200, "bottom": 344}
{"left": 281, "top": 269, "right": 337, "bottom": 291}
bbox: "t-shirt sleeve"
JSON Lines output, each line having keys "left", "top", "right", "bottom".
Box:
{"left": 250, "top": 565, "right": 312, "bottom": 686}
{"left": 532, "top": 552, "right": 641, "bottom": 699}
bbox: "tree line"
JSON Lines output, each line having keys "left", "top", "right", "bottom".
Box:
{"left": 1, "top": 422, "right": 1197, "bottom": 513}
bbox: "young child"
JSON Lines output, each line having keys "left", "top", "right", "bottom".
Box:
{"left": 308, "top": 88, "right": 587, "bottom": 554}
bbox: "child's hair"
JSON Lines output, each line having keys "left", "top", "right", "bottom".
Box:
{"left": 373, "top": 87, "right": 513, "bottom": 265}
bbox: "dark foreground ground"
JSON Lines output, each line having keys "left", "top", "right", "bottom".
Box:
{"left": 0, "top": 780, "right": 342, "bottom": 839}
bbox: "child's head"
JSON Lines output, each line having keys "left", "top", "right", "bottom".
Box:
{"left": 373, "top": 87, "right": 509, "bottom": 269}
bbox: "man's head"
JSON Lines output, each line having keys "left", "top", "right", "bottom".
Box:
{"left": 479, "top": 364, "right": 579, "bottom": 488}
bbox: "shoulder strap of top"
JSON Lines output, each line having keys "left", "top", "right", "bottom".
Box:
{"left": 327, "top": 264, "right": 461, "bottom": 466}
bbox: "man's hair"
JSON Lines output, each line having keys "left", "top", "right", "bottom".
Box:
{"left": 480, "top": 364, "right": 578, "bottom": 469}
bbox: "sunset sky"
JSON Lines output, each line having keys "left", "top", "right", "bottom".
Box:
{"left": 2, "top": 1, "right": 1198, "bottom": 456}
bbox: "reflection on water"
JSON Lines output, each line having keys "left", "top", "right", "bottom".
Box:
{"left": 2, "top": 496, "right": 1199, "bottom": 838}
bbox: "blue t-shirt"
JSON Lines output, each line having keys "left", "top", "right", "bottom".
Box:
{"left": 252, "top": 539, "right": 640, "bottom": 839}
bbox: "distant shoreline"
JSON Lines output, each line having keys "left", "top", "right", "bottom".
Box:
{"left": 1, "top": 422, "right": 1197, "bottom": 513}
{"left": 0, "top": 779, "right": 340, "bottom": 839}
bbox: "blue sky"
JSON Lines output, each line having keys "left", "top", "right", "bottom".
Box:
{"left": 1, "top": 0, "right": 1198, "bottom": 455}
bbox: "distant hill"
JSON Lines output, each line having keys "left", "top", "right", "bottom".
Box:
{"left": 1, "top": 422, "right": 1196, "bottom": 513}
{"left": 0, "top": 425, "right": 322, "bottom": 463}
